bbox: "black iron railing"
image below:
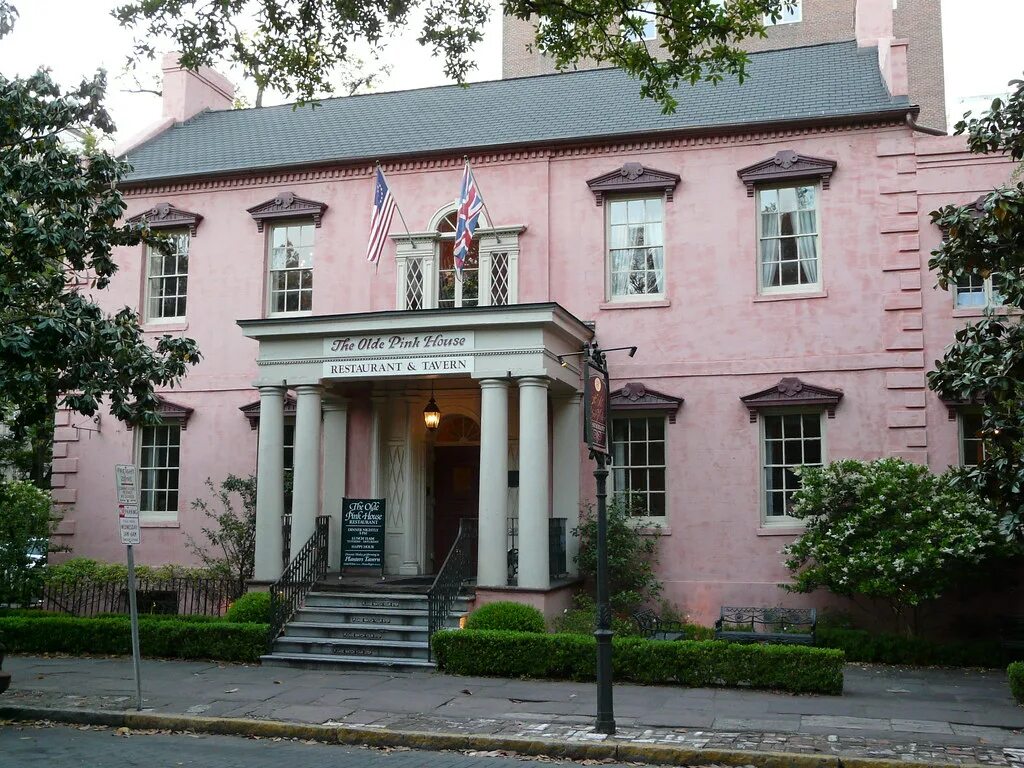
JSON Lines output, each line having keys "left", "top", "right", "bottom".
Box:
{"left": 427, "top": 517, "right": 478, "bottom": 659}
{"left": 40, "top": 576, "right": 242, "bottom": 617}
{"left": 268, "top": 515, "right": 330, "bottom": 649}
{"left": 505, "top": 516, "right": 568, "bottom": 584}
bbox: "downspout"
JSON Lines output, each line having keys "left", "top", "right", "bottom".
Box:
{"left": 906, "top": 112, "right": 946, "bottom": 136}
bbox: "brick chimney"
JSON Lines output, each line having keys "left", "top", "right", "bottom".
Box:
{"left": 161, "top": 52, "right": 234, "bottom": 123}
{"left": 856, "top": 0, "right": 908, "bottom": 100}
{"left": 855, "top": 0, "right": 894, "bottom": 46}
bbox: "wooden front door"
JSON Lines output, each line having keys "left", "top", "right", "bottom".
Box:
{"left": 432, "top": 445, "right": 480, "bottom": 565}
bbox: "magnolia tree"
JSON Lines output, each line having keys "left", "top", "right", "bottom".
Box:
{"left": 782, "top": 458, "right": 1004, "bottom": 636}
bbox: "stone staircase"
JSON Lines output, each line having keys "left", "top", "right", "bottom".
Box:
{"left": 262, "top": 590, "right": 472, "bottom": 670}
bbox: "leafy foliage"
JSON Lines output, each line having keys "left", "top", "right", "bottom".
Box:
{"left": 226, "top": 591, "right": 272, "bottom": 624}
{"left": 465, "top": 601, "right": 546, "bottom": 633}
{"left": 1009, "top": 661, "right": 1024, "bottom": 703}
{"left": 186, "top": 475, "right": 258, "bottom": 592}
{"left": 782, "top": 459, "right": 1005, "bottom": 635}
{"left": 927, "top": 76, "right": 1024, "bottom": 540}
{"left": 574, "top": 495, "right": 662, "bottom": 613}
{"left": 816, "top": 627, "right": 1008, "bottom": 669}
{"left": 112, "top": 0, "right": 790, "bottom": 113}
{"left": 432, "top": 629, "right": 844, "bottom": 694}
{"left": 0, "top": 480, "right": 52, "bottom": 605}
{"left": 42, "top": 557, "right": 211, "bottom": 586}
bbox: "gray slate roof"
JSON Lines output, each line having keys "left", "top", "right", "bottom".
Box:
{"left": 123, "top": 41, "right": 910, "bottom": 183}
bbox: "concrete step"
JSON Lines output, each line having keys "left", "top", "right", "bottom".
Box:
{"left": 261, "top": 652, "right": 435, "bottom": 672}
{"left": 281, "top": 621, "right": 429, "bottom": 642}
{"left": 291, "top": 606, "right": 464, "bottom": 628}
{"left": 302, "top": 591, "right": 471, "bottom": 613}
{"left": 273, "top": 635, "right": 430, "bottom": 660}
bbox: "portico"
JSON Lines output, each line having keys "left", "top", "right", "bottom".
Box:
{"left": 239, "top": 303, "right": 593, "bottom": 593}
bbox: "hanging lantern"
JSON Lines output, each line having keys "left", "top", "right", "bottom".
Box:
{"left": 423, "top": 385, "right": 441, "bottom": 431}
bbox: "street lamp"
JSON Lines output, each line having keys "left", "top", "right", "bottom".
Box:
{"left": 423, "top": 384, "right": 441, "bottom": 431}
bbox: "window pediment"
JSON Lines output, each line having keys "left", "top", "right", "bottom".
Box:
{"left": 156, "top": 396, "right": 194, "bottom": 429}
{"left": 740, "top": 377, "right": 842, "bottom": 422}
{"left": 586, "top": 163, "right": 680, "bottom": 206}
{"left": 240, "top": 394, "right": 297, "bottom": 430}
{"left": 247, "top": 191, "right": 327, "bottom": 232}
{"left": 610, "top": 382, "right": 683, "bottom": 423}
{"left": 940, "top": 394, "right": 985, "bottom": 421}
{"left": 128, "top": 203, "right": 203, "bottom": 235}
{"left": 737, "top": 150, "right": 836, "bottom": 197}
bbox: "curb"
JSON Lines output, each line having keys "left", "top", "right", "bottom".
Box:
{"left": 0, "top": 704, "right": 989, "bottom": 768}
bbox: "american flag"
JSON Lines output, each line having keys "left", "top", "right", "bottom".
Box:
{"left": 453, "top": 161, "right": 483, "bottom": 280}
{"left": 366, "top": 166, "right": 397, "bottom": 265}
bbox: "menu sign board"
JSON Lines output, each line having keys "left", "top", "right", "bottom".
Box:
{"left": 340, "top": 498, "right": 386, "bottom": 570}
{"left": 583, "top": 358, "right": 610, "bottom": 456}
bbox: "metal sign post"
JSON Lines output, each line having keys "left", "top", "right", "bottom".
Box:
{"left": 114, "top": 464, "right": 143, "bottom": 712}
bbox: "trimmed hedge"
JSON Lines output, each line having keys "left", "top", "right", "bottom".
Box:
{"left": 816, "top": 627, "right": 1004, "bottom": 668}
{"left": 226, "top": 592, "right": 272, "bottom": 624}
{"left": 1009, "top": 662, "right": 1024, "bottom": 704}
{"left": 432, "top": 630, "right": 844, "bottom": 695}
{"left": 0, "top": 615, "right": 266, "bottom": 662}
{"left": 466, "top": 602, "right": 546, "bottom": 633}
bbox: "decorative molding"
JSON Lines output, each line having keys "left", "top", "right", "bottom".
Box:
{"left": 247, "top": 191, "right": 327, "bottom": 231}
{"left": 740, "top": 377, "right": 843, "bottom": 422}
{"left": 127, "top": 202, "right": 203, "bottom": 235}
{"left": 239, "top": 394, "right": 298, "bottom": 429}
{"left": 610, "top": 382, "right": 683, "bottom": 423}
{"left": 940, "top": 394, "right": 984, "bottom": 421}
{"left": 736, "top": 150, "right": 837, "bottom": 197}
{"left": 586, "top": 162, "right": 681, "bottom": 206}
{"left": 156, "top": 397, "right": 194, "bottom": 429}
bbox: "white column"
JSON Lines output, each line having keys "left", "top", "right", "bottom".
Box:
{"left": 253, "top": 386, "right": 285, "bottom": 582}
{"left": 552, "top": 393, "right": 582, "bottom": 577}
{"left": 401, "top": 397, "right": 421, "bottom": 575}
{"left": 478, "top": 379, "right": 509, "bottom": 587}
{"left": 518, "top": 377, "right": 550, "bottom": 589}
{"left": 370, "top": 394, "right": 385, "bottom": 498}
{"left": 321, "top": 397, "right": 348, "bottom": 570}
{"left": 290, "top": 384, "right": 322, "bottom": 556}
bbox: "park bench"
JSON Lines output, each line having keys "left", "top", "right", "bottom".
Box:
{"left": 1000, "top": 616, "right": 1024, "bottom": 662}
{"left": 632, "top": 608, "right": 689, "bottom": 641}
{"left": 0, "top": 640, "right": 9, "bottom": 695}
{"left": 714, "top": 606, "right": 816, "bottom": 646}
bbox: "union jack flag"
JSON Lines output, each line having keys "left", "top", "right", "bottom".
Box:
{"left": 453, "top": 161, "right": 483, "bottom": 280}
{"left": 366, "top": 166, "right": 397, "bottom": 265}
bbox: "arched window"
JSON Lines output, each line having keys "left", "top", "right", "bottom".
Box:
{"left": 435, "top": 414, "right": 481, "bottom": 444}
{"left": 393, "top": 204, "right": 523, "bottom": 311}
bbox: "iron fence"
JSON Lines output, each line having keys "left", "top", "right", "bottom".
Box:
{"left": 39, "top": 576, "right": 243, "bottom": 617}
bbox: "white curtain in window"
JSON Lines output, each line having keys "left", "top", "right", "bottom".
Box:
{"left": 760, "top": 214, "right": 780, "bottom": 286}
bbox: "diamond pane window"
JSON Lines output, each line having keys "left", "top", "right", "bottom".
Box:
{"left": 406, "top": 258, "right": 425, "bottom": 310}
{"left": 268, "top": 223, "right": 314, "bottom": 314}
{"left": 490, "top": 252, "right": 510, "bottom": 306}
{"left": 608, "top": 197, "right": 665, "bottom": 298}
{"left": 145, "top": 232, "right": 189, "bottom": 321}
{"left": 139, "top": 425, "right": 180, "bottom": 517}
{"left": 761, "top": 412, "right": 823, "bottom": 521}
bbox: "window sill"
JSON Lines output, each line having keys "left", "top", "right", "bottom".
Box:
{"left": 267, "top": 310, "right": 313, "bottom": 319}
{"left": 143, "top": 320, "right": 189, "bottom": 333}
{"left": 952, "top": 307, "right": 1020, "bottom": 318}
{"left": 757, "top": 525, "right": 805, "bottom": 537}
{"left": 753, "top": 290, "right": 827, "bottom": 303}
{"left": 599, "top": 299, "right": 671, "bottom": 310}
{"left": 141, "top": 519, "right": 180, "bottom": 529}
{"left": 632, "top": 524, "right": 670, "bottom": 535}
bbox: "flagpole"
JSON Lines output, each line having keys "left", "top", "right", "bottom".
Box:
{"left": 376, "top": 161, "right": 417, "bottom": 251}
{"left": 463, "top": 156, "right": 502, "bottom": 244}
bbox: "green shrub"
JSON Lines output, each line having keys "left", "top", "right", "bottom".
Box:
{"left": 1009, "top": 662, "right": 1024, "bottom": 703}
{"left": 816, "top": 627, "right": 1004, "bottom": 668}
{"left": 0, "top": 479, "right": 53, "bottom": 605}
{"left": 44, "top": 558, "right": 213, "bottom": 586}
{"left": 432, "top": 630, "right": 844, "bottom": 695}
{"left": 226, "top": 592, "right": 272, "bottom": 624}
{"left": 0, "top": 615, "right": 266, "bottom": 662}
{"left": 466, "top": 602, "right": 546, "bottom": 633}
{"left": 0, "top": 609, "right": 222, "bottom": 623}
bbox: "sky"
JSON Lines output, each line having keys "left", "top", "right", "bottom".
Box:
{"left": 0, "top": 0, "right": 1020, "bottom": 143}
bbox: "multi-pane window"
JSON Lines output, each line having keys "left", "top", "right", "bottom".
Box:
{"left": 611, "top": 416, "right": 666, "bottom": 517}
{"left": 761, "top": 412, "right": 823, "bottom": 522}
{"left": 764, "top": 0, "right": 801, "bottom": 25}
{"left": 758, "top": 184, "right": 820, "bottom": 292}
{"left": 954, "top": 273, "right": 1004, "bottom": 309}
{"left": 624, "top": 1, "right": 658, "bottom": 41}
{"left": 608, "top": 197, "right": 665, "bottom": 299}
{"left": 437, "top": 212, "right": 479, "bottom": 308}
{"left": 268, "top": 223, "right": 314, "bottom": 314}
{"left": 960, "top": 411, "right": 986, "bottom": 466}
{"left": 145, "top": 232, "right": 189, "bottom": 321}
{"left": 139, "top": 425, "right": 180, "bottom": 518}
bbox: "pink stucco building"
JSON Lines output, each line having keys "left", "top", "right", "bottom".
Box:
{"left": 50, "top": 1, "right": 1016, "bottom": 664}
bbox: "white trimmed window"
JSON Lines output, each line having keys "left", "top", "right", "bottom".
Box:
{"left": 395, "top": 208, "right": 520, "bottom": 310}
{"left": 764, "top": 0, "right": 801, "bottom": 25}
{"left": 145, "top": 231, "right": 189, "bottom": 321}
{"left": 611, "top": 415, "right": 666, "bottom": 518}
{"left": 757, "top": 184, "right": 820, "bottom": 293}
{"left": 959, "top": 411, "right": 986, "bottom": 466}
{"left": 268, "top": 222, "right": 314, "bottom": 314}
{"left": 607, "top": 196, "right": 665, "bottom": 299}
{"left": 624, "top": 1, "right": 658, "bottom": 41}
{"left": 761, "top": 411, "right": 823, "bottom": 524}
{"left": 138, "top": 424, "right": 181, "bottom": 521}
{"left": 954, "top": 273, "right": 1004, "bottom": 309}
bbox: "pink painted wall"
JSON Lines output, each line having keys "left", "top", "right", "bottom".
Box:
{"left": 52, "top": 121, "right": 1017, "bottom": 625}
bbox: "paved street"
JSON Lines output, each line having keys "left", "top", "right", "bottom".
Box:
{"left": 0, "top": 723, "right": 638, "bottom": 768}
